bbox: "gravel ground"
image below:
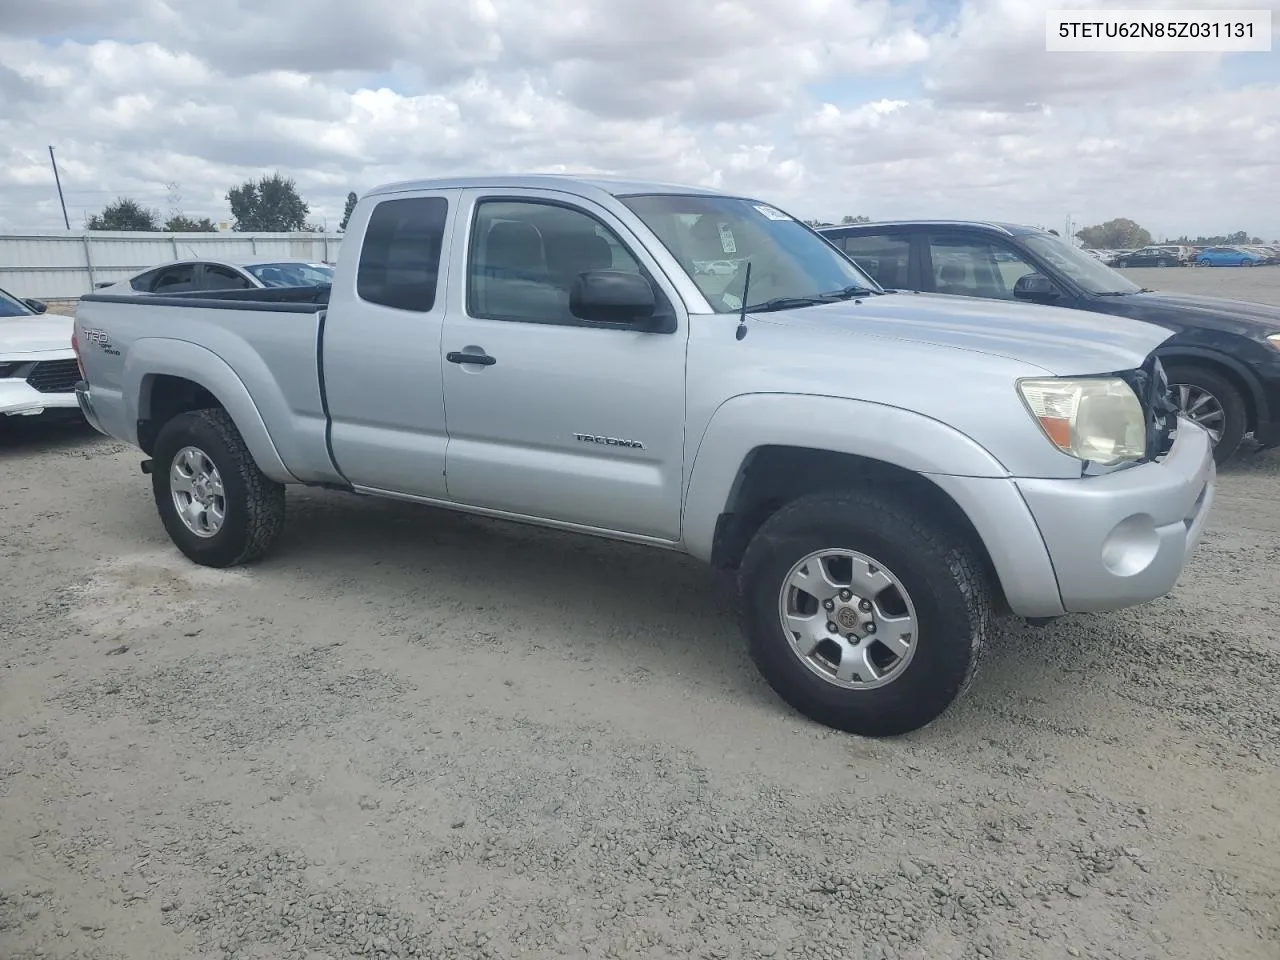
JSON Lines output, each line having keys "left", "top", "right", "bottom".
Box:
{"left": 2, "top": 271, "right": 1279, "bottom": 960}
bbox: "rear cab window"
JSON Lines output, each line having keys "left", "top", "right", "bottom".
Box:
{"left": 356, "top": 196, "right": 450, "bottom": 312}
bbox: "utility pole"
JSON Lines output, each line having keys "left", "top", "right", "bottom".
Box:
{"left": 48, "top": 146, "right": 70, "bottom": 229}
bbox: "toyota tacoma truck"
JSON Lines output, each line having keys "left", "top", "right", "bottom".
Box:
{"left": 71, "top": 175, "right": 1216, "bottom": 737}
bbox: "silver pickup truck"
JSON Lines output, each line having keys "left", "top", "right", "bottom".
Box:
{"left": 72, "top": 174, "right": 1216, "bottom": 737}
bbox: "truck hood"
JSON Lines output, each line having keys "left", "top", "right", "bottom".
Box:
{"left": 755, "top": 291, "right": 1171, "bottom": 375}
{"left": 1116, "top": 289, "right": 1280, "bottom": 338}
{"left": 0, "top": 315, "right": 74, "bottom": 356}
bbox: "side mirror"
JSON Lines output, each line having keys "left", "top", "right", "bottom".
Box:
{"left": 570, "top": 270, "right": 657, "bottom": 326}
{"left": 1013, "top": 273, "right": 1060, "bottom": 302}
{"left": 23, "top": 298, "right": 48, "bottom": 313}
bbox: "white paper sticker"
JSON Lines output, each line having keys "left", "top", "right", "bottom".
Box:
{"left": 717, "top": 222, "right": 737, "bottom": 254}
{"left": 721, "top": 292, "right": 742, "bottom": 310}
{"left": 753, "top": 203, "right": 790, "bottom": 221}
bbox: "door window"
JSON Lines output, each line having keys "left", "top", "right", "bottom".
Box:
{"left": 149, "top": 264, "right": 196, "bottom": 293}
{"left": 927, "top": 236, "right": 1035, "bottom": 300}
{"left": 202, "top": 264, "right": 255, "bottom": 290}
{"left": 837, "top": 234, "right": 910, "bottom": 288}
{"left": 356, "top": 196, "right": 449, "bottom": 312}
{"left": 467, "top": 199, "right": 643, "bottom": 325}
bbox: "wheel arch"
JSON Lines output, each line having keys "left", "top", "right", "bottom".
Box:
{"left": 707, "top": 444, "right": 1011, "bottom": 614}
{"left": 682, "top": 395, "right": 1031, "bottom": 615}
{"left": 125, "top": 341, "right": 295, "bottom": 483}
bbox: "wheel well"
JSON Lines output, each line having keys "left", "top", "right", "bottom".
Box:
{"left": 1159, "top": 353, "right": 1258, "bottom": 432}
{"left": 708, "top": 445, "right": 1009, "bottom": 613}
{"left": 137, "top": 374, "right": 223, "bottom": 455}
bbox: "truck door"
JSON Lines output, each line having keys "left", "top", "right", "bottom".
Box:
{"left": 321, "top": 189, "right": 460, "bottom": 498}
{"left": 438, "top": 189, "right": 690, "bottom": 542}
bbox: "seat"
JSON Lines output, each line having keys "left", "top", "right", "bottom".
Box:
{"left": 473, "top": 219, "right": 562, "bottom": 320}
{"left": 936, "top": 262, "right": 968, "bottom": 295}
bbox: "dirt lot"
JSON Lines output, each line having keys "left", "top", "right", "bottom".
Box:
{"left": 2, "top": 268, "right": 1278, "bottom": 960}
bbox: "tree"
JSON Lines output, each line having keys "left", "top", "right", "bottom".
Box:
{"left": 86, "top": 197, "right": 160, "bottom": 231}
{"left": 226, "top": 172, "right": 310, "bottom": 232}
{"left": 841, "top": 214, "right": 871, "bottom": 224}
{"left": 164, "top": 214, "right": 218, "bottom": 232}
{"left": 1075, "top": 218, "right": 1152, "bottom": 250}
{"left": 339, "top": 191, "right": 358, "bottom": 231}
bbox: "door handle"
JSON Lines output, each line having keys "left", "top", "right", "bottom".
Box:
{"left": 446, "top": 351, "right": 496, "bottom": 366}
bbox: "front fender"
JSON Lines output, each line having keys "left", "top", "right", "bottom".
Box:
{"left": 681, "top": 393, "right": 1011, "bottom": 561}
{"left": 124, "top": 339, "right": 296, "bottom": 483}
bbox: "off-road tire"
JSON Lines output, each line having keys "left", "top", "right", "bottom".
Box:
{"left": 737, "top": 489, "right": 992, "bottom": 737}
{"left": 152, "top": 407, "right": 286, "bottom": 567}
{"left": 1164, "top": 363, "right": 1247, "bottom": 464}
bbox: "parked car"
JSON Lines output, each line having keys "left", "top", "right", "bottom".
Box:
{"left": 819, "top": 219, "right": 1280, "bottom": 461}
{"left": 1194, "top": 246, "right": 1266, "bottom": 268}
{"left": 1242, "top": 245, "right": 1279, "bottom": 265}
{"left": 0, "top": 285, "right": 81, "bottom": 421}
{"left": 73, "top": 175, "right": 1215, "bottom": 738}
{"left": 1111, "top": 246, "right": 1185, "bottom": 268}
{"left": 94, "top": 257, "right": 334, "bottom": 295}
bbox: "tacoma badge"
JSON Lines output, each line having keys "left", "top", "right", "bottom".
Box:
{"left": 573, "top": 433, "right": 645, "bottom": 449}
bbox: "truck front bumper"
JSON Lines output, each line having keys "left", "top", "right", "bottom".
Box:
{"left": 1015, "top": 418, "right": 1216, "bottom": 614}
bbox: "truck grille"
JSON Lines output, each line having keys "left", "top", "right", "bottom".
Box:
{"left": 26, "top": 359, "right": 80, "bottom": 394}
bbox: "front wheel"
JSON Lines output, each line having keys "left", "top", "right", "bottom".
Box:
{"left": 737, "top": 490, "right": 992, "bottom": 737}
{"left": 1164, "top": 364, "right": 1247, "bottom": 463}
{"left": 152, "top": 407, "right": 286, "bottom": 567}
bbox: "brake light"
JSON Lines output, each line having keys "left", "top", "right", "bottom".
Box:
{"left": 71, "top": 329, "right": 85, "bottom": 380}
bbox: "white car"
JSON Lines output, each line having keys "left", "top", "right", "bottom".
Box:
{"left": 93, "top": 257, "right": 334, "bottom": 296}
{"left": 0, "top": 287, "right": 81, "bottom": 420}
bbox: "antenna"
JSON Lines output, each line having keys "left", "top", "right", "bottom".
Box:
{"left": 735, "top": 261, "right": 753, "bottom": 341}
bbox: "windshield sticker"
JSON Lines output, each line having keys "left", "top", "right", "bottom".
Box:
{"left": 717, "top": 223, "right": 738, "bottom": 254}
{"left": 753, "top": 203, "right": 790, "bottom": 221}
{"left": 721, "top": 292, "right": 742, "bottom": 310}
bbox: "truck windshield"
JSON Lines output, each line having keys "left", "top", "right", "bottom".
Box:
{"left": 620, "top": 194, "right": 881, "bottom": 313}
{"left": 1021, "top": 233, "right": 1142, "bottom": 296}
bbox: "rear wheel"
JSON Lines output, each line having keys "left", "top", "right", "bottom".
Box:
{"left": 152, "top": 408, "right": 286, "bottom": 567}
{"left": 737, "top": 489, "right": 992, "bottom": 737}
{"left": 1164, "top": 364, "right": 1246, "bottom": 463}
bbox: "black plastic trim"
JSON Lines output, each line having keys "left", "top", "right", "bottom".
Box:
{"left": 314, "top": 308, "right": 348, "bottom": 484}
{"left": 81, "top": 283, "right": 330, "bottom": 313}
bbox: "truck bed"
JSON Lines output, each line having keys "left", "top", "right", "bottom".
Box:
{"left": 74, "top": 284, "right": 344, "bottom": 487}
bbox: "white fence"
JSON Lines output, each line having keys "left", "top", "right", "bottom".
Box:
{"left": 0, "top": 230, "right": 345, "bottom": 301}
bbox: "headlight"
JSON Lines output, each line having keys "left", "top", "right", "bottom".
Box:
{"left": 1017, "top": 377, "right": 1147, "bottom": 465}
{"left": 1267, "top": 334, "right": 1280, "bottom": 351}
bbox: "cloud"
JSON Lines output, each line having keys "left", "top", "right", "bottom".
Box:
{"left": 0, "top": 0, "right": 1277, "bottom": 240}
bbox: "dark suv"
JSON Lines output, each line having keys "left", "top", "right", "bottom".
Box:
{"left": 818, "top": 220, "right": 1280, "bottom": 462}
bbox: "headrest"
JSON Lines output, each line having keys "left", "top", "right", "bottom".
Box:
{"left": 484, "top": 220, "right": 544, "bottom": 270}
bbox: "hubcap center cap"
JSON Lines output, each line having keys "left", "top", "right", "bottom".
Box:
{"left": 835, "top": 605, "right": 861, "bottom": 631}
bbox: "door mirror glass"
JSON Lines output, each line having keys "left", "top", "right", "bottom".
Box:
{"left": 570, "top": 270, "right": 657, "bottom": 325}
{"left": 1013, "top": 273, "right": 1060, "bottom": 301}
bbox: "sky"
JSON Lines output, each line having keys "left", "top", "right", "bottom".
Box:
{"left": 0, "top": 0, "right": 1277, "bottom": 239}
